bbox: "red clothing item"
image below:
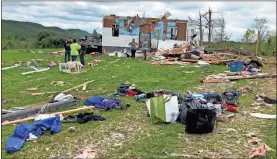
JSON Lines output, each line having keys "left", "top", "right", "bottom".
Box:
{"left": 125, "top": 90, "right": 138, "bottom": 98}
{"left": 222, "top": 101, "right": 238, "bottom": 113}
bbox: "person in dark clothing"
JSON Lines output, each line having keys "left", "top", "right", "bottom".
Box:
{"left": 79, "top": 39, "right": 87, "bottom": 65}
{"left": 64, "top": 37, "right": 72, "bottom": 62}
{"left": 129, "top": 38, "right": 138, "bottom": 58}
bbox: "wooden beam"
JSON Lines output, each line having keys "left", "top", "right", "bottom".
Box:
{"left": 2, "top": 106, "right": 95, "bottom": 126}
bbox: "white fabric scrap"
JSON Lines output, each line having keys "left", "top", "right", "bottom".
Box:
{"left": 197, "top": 61, "right": 210, "bottom": 65}
{"left": 250, "top": 113, "right": 276, "bottom": 119}
{"left": 27, "top": 133, "right": 38, "bottom": 141}
{"left": 34, "top": 114, "right": 64, "bottom": 121}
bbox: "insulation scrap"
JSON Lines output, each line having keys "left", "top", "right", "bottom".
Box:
{"left": 88, "top": 59, "right": 101, "bottom": 66}
{"left": 49, "top": 50, "right": 64, "bottom": 56}
{"left": 248, "top": 138, "right": 274, "bottom": 158}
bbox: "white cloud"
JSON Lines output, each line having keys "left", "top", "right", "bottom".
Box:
{"left": 1, "top": 1, "right": 276, "bottom": 41}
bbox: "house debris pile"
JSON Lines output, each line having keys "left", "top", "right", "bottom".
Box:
{"left": 59, "top": 61, "right": 85, "bottom": 74}
{"left": 152, "top": 42, "right": 236, "bottom": 65}
{"left": 201, "top": 72, "right": 277, "bottom": 83}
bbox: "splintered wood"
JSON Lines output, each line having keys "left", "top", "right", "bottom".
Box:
{"left": 155, "top": 42, "right": 191, "bottom": 56}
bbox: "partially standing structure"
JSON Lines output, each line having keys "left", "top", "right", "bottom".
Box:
{"left": 102, "top": 13, "right": 198, "bottom": 52}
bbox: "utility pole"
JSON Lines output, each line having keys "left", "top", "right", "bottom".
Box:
{"left": 208, "top": 7, "right": 212, "bottom": 43}
{"left": 199, "top": 11, "right": 203, "bottom": 46}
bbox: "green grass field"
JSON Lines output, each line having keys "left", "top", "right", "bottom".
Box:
{"left": 1, "top": 49, "right": 276, "bottom": 158}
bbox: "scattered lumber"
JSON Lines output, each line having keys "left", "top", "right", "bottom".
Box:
{"left": 31, "top": 91, "right": 59, "bottom": 96}
{"left": 31, "top": 80, "right": 95, "bottom": 96}
{"left": 63, "top": 80, "right": 94, "bottom": 93}
{"left": 1, "top": 98, "right": 81, "bottom": 121}
{"left": 2, "top": 106, "right": 95, "bottom": 126}
{"left": 202, "top": 73, "right": 276, "bottom": 83}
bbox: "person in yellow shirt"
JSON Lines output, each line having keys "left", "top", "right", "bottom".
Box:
{"left": 70, "top": 39, "right": 81, "bottom": 62}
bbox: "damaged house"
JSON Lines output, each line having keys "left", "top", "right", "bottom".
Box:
{"left": 102, "top": 13, "right": 198, "bottom": 52}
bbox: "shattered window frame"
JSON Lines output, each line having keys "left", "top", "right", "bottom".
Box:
{"left": 112, "top": 24, "right": 119, "bottom": 37}
{"left": 171, "top": 27, "right": 178, "bottom": 40}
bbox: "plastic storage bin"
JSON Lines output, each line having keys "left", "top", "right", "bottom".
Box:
{"left": 229, "top": 61, "right": 244, "bottom": 72}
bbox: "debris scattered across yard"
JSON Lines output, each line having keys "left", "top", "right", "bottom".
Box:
{"left": 88, "top": 59, "right": 101, "bottom": 66}
{"left": 248, "top": 138, "right": 274, "bottom": 158}
{"left": 59, "top": 61, "right": 85, "bottom": 74}
{"left": 49, "top": 50, "right": 64, "bottom": 56}
{"left": 151, "top": 42, "right": 237, "bottom": 65}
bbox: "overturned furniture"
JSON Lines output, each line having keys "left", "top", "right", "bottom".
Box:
{"left": 59, "top": 61, "right": 85, "bottom": 74}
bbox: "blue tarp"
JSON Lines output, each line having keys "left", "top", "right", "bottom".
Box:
{"left": 84, "top": 96, "right": 121, "bottom": 109}
{"left": 5, "top": 116, "right": 61, "bottom": 154}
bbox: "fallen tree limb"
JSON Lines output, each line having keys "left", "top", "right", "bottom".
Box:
{"left": 2, "top": 106, "right": 94, "bottom": 126}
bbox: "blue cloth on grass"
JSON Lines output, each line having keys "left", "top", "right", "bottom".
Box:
{"left": 84, "top": 96, "right": 120, "bottom": 109}
{"left": 5, "top": 116, "right": 61, "bottom": 154}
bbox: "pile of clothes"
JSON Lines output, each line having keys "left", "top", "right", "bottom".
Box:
{"left": 114, "top": 83, "right": 144, "bottom": 97}
{"left": 176, "top": 90, "right": 240, "bottom": 134}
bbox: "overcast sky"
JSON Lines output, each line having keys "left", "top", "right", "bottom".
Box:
{"left": 2, "top": 1, "right": 276, "bottom": 41}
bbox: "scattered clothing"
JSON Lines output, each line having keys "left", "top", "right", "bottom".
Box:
{"left": 256, "top": 95, "right": 277, "bottom": 104}
{"left": 5, "top": 116, "right": 61, "bottom": 154}
{"left": 114, "top": 83, "right": 131, "bottom": 96}
{"left": 222, "top": 101, "right": 238, "bottom": 113}
{"left": 63, "top": 112, "right": 106, "bottom": 124}
{"left": 222, "top": 90, "right": 240, "bottom": 106}
{"left": 84, "top": 96, "right": 130, "bottom": 110}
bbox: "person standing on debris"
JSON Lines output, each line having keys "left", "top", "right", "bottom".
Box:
{"left": 64, "top": 37, "right": 72, "bottom": 62}
{"left": 70, "top": 39, "right": 81, "bottom": 62}
{"left": 142, "top": 38, "right": 148, "bottom": 60}
{"left": 129, "top": 38, "right": 138, "bottom": 58}
{"left": 79, "top": 38, "right": 87, "bottom": 65}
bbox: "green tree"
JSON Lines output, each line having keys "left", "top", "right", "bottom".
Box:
{"left": 92, "top": 29, "right": 100, "bottom": 40}
{"left": 241, "top": 29, "right": 256, "bottom": 43}
{"left": 37, "top": 30, "right": 55, "bottom": 41}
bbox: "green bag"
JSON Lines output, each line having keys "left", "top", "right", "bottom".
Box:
{"left": 149, "top": 95, "right": 172, "bottom": 123}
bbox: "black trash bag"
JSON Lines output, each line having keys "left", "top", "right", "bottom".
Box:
{"left": 185, "top": 109, "right": 216, "bottom": 134}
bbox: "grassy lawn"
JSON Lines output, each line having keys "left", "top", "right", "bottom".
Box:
{"left": 1, "top": 49, "right": 276, "bottom": 158}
